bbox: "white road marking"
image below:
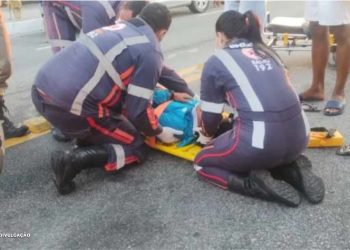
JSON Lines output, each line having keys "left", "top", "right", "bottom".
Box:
{"left": 187, "top": 48, "right": 199, "bottom": 53}
{"left": 36, "top": 45, "right": 51, "bottom": 51}
{"left": 166, "top": 53, "right": 177, "bottom": 59}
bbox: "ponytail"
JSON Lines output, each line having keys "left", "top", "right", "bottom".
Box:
{"left": 245, "top": 11, "right": 284, "bottom": 66}
{"left": 216, "top": 10, "right": 284, "bottom": 67}
{"left": 242, "top": 11, "right": 262, "bottom": 44}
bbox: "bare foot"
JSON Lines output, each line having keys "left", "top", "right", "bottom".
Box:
{"left": 299, "top": 87, "right": 324, "bottom": 102}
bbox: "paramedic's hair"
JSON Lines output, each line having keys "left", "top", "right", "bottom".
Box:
{"left": 125, "top": 1, "right": 148, "bottom": 17}
{"left": 139, "top": 3, "right": 172, "bottom": 32}
{"left": 216, "top": 10, "right": 283, "bottom": 66}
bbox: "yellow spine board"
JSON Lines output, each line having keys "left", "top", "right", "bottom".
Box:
{"left": 146, "top": 130, "right": 344, "bottom": 162}
{"left": 307, "top": 131, "right": 344, "bottom": 148}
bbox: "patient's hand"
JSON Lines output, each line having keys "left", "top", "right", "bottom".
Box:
{"left": 173, "top": 92, "right": 192, "bottom": 102}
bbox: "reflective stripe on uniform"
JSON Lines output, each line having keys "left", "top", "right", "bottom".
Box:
{"left": 214, "top": 49, "right": 264, "bottom": 112}
{"left": 98, "top": 0, "right": 116, "bottom": 19}
{"left": 52, "top": 12, "right": 62, "bottom": 39}
{"left": 193, "top": 164, "right": 203, "bottom": 171}
{"left": 105, "top": 36, "right": 149, "bottom": 62}
{"left": 80, "top": 33, "right": 124, "bottom": 89}
{"left": 215, "top": 49, "right": 265, "bottom": 149}
{"left": 70, "top": 35, "right": 150, "bottom": 115}
{"left": 64, "top": 6, "right": 80, "bottom": 30}
{"left": 252, "top": 121, "right": 265, "bottom": 149}
{"left": 112, "top": 144, "right": 125, "bottom": 170}
{"left": 127, "top": 84, "right": 153, "bottom": 100}
{"left": 200, "top": 100, "right": 224, "bottom": 114}
{"left": 49, "top": 39, "right": 74, "bottom": 49}
{"left": 301, "top": 110, "right": 310, "bottom": 136}
{"left": 71, "top": 64, "right": 106, "bottom": 115}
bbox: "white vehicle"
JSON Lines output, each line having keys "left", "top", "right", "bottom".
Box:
{"left": 154, "top": 0, "right": 210, "bottom": 13}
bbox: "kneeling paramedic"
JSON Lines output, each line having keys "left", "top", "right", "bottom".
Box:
{"left": 194, "top": 10, "right": 325, "bottom": 207}
{"left": 43, "top": 0, "right": 194, "bottom": 142}
{"left": 32, "top": 3, "right": 183, "bottom": 195}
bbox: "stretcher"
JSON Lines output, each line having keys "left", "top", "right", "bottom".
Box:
{"left": 308, "top": 127, "right": 344, "bottom": 148}
{"left": 265, "top": 16, "right": 336, "bottom": 67}
{"left": 145, "top": 127, "right": 344, "bottom": 162}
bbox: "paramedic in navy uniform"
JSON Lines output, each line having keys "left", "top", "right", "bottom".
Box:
{"left": 32, "top": 3, "right": 183, "bottom": 195}
{"left": 43, "top": 0, "right": 194, "bottom": 142}
{"left": 194, "top": 10, "right": 325, "bottom": 207}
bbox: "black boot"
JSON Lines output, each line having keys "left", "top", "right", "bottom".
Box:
{"left": 52, "top": 127, "right": 73, "bottom": 142}
{"left": 228, "top": 170, "right": 301, "bottom": 207}
{"left": 270, "top": 155, "right": 325, "bottom": 204}
{"left": 0, "top": 97, "right": 29, "bottom": 139}
{"left": 51, "top": 146, "right": 108, "bottom": 195}
{"left": 2, "top": 116, "right": 29, "bottom": 139}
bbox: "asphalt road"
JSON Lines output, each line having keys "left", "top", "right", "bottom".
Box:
{"left": 1, "top": 2, "right": 350, "bottom": 249}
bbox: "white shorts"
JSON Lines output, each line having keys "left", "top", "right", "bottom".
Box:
{"left": 305, "top": 0, "right": 350, "bottom": 26}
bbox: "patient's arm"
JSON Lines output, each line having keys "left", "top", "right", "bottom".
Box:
{"left": 158, "top": 66, "right": 195, "bottom": 96}
{"left": 173, "top": 92, "right": 192, "bottom": 102}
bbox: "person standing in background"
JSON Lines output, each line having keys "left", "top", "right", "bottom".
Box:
{"left": 8, "top": 0, "right": 22, "bottom": 20}
{"left": 0, "top": 6, "right": 28, "bottom": 139}
{"left": 299, "top": 0, "right": 350, "bottom": 116}
{"left": 215, "top": 0, "right": 266, "bottom": 28}
{"left": 0, "top": 4, "right": 29, "bottom": 173}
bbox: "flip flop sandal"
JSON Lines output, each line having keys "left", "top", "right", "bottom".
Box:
{"left": 336, "top": 145, "right": 350, "bottom": 156}
{"left": 299, "top": 94, "right": 324, "bottom": 102}
{"left": 302, "top": 102, "right": 321, "bottom": 112}
{"left": 324, "top": 99, "right": 346, "bottom": 116}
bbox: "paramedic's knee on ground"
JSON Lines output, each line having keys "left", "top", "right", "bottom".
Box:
{"left": 194, "top": 10, "right": 324, "bottom": 207}
{"left": 32, "top": 3, "right": 177, "bottom": 195}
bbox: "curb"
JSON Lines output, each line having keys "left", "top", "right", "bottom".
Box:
{"left": 5, "top": 116, "right": 51, "bottom": 149}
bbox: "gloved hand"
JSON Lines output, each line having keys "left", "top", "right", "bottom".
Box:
{"left": 194, "top": 127, "right": 213, "bottom": 146}
{"left": 157, "top": 127, "right": 183, "bottom": 144}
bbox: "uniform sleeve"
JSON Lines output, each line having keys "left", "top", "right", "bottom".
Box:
{"left": 200, "top": 56, "right": 227, "bottom": 137}
{"left": 158, "top": 66, "right": 194, "bottom": 96}
{"left": 81, "top": 1, "right": 115, "bottom": 33}
{"left": 125, "top": 52, "right": 163, "bottom": 136}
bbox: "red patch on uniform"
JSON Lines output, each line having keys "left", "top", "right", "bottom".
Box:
{"left": 241, "top": 48, "right": 261, "bottom": 60}
{"left": 103, "top": 23, "right": 127, "bottom": 31}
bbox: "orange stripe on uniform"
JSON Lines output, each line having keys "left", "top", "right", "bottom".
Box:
{"left": 112, "top": 128, "right": 134, "bottom": 144}
{"left": 102, "top": 85, "right": 120, "bottom": 106}
{"left": 120, "top": 66, "right": 135, "bottom": 80}
{"left": 97, "top": 66, "right": 135, "bottom": 118}
{"left": 104, "top": 156, "right": 139, "bottom": 171}
{"left": 87, "top": 118, "right": 134, "bottom": 144}
{"left": 107, "top": 89, "right": 122, "bottom": 108}
{"left": 146, "top": 107, "right": 159, "bottom": 130}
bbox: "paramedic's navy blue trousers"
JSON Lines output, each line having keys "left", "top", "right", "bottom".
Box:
{"left": 32, "top": 86, "right": 147, "bottom": 171}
